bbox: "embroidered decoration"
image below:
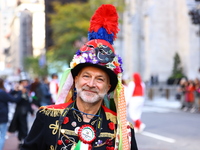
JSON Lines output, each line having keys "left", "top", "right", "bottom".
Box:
{"left": 108, "top": 122, "right": 115, "bottom": 130}
{"left": 78, "top": 125, "right": 96, "bottom": 144}
{"left": 63, "top": 117, "right": 69, "bottom": 124}
{"left": 49, "top": 145, "right": 55, "bottom": 150}
{"left": 49, "top": 120, "right": 59, "bottom": 135}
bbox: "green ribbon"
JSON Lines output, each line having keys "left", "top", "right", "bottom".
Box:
{"left": 74, "top": 140, "right": 81, "bottom": 150}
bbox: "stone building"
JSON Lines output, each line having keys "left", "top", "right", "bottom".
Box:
{"left": 121, "top": 0, "right": 200, "bottom": 83}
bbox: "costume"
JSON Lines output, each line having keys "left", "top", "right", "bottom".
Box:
{"left": 21, "top": 102, "right": 137, "bottom": 150}
{"left": 22, "top": 4, "right": 138, "bottom": 150}
{"left": 127, "top": 73, "right": 145, "bottom": 132}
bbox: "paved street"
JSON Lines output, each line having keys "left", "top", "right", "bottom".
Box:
{"left": 135, "top": 98, "right": 200, "bottom": 150}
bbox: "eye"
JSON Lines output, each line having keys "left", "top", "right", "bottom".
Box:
{"left": 83, "top": 75, "right": 89, "bottom": 78}
{"left": 97, "top": 78, "right": 104, "bottom": 82}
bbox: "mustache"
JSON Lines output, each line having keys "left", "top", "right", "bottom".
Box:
{"left": 82, "top": 86, "right": 99, "bottom": 93}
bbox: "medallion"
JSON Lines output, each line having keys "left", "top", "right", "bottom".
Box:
{"left": 78, "top": 125, "right": 96, "bottom": 144}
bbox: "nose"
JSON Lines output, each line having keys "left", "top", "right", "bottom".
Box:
{"left": 87, "top": 78, "right": 96, "bottom": 87}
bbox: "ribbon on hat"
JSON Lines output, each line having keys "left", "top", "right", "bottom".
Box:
{"left": 56, "top": 68, "right": 73, "bottom": 104}
{"left": 115, "top": 79, "right": 129, "bottom": 150}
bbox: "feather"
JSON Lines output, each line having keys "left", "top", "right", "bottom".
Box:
{"left": 88, "top": 4, "right": 119, "bottom": 45}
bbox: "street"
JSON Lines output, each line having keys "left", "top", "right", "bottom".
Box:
{"left": 136, "top": 102, "right": 200, "bottom": 150}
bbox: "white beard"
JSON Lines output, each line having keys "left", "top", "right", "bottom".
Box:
{"left": 76, "top": 86, "right": 107, "bottom": 104}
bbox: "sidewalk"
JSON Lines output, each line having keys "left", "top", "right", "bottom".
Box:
{"left": 144, "top": 97, "right": 181, "bottom": 109}
{"left": 3, "top": 133, "right": 19, "bottom": 150}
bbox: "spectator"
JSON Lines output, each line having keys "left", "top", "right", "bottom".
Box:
{"left": 8, "top": 75, "right": 34, "bottom": 148}
{"left": 49, "top": 73, "right": 59, "bottom": 104}
{"left": 0, "top": 78, "right": 22, "bottom": 150}
{"left": 37, "top": 76, "right": 52, "bottom": 106}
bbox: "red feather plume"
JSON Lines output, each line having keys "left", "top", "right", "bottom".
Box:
{"left": 89, "top": 4, "right": 119, "bottom": 40}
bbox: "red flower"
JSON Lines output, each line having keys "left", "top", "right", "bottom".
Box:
{"left": 106, "top": 146, "right": 114, "bottom": 150}
{"left": 57, "top": 140, "right": 62, "bottom": 145}
{"left": 63, "top": 117, "right": 69, "bottom": 124}
{"left": 108, "top": 122, "right": 115, "bottom": 130}
{"left": 113, "top": 66, "right": 121, "bottom": 74}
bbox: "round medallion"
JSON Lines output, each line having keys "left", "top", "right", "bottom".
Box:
{"left": 78, "top": 125, "right": 96, "bottom": 144}
{"left": 71, "top": 121, "right": 77, "bottom": 127}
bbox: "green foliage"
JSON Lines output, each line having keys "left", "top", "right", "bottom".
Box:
{"left": 171, "top": 52, "right": 184, "bottom": 78}
{"left": 168, "top": 52, "right": 185, "bottom": 84}
{"left": 47, "top": 0, "right": 125, "bottom": 65}
{"left": 24, "top": 56, "right": 48, "bottom": 78}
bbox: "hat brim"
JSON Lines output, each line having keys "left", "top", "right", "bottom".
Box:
{"left": 71, "top": 63, "right": 118, "bottom": 93}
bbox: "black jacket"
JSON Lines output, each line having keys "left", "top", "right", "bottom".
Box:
{"left": 21, "top": 102, "right": 138, "bottom": 150}
{"left": 0, "top": 89, "right": 22, "bottom": 123}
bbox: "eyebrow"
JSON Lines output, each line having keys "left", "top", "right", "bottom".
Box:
{"left": 82, "top": 71, "right": 106, "bottom": 79}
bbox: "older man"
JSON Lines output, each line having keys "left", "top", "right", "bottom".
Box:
{"left": 21, "top": 4, "right": 138, "bottom": 150}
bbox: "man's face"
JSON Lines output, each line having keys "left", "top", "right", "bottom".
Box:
{"left": 75, "top": 66, "right": 111, "bottom": 104}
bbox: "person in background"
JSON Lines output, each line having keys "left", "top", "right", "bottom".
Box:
{"left": 8, "top": 75, "right": 34, "bottom": 148}
{"left": 30, "top": 77, "right": 41, "bottom": 107}
{"left": 37, "top": 76, "right": 52, "bottom": 106}
{"left": 49, "top": 73, "right": 59, "bottom": 104}
{"left": 184, "top": 80, "right": 196, "bottom": 112}
{"left": 127, "top": 73, "right": 146, "bottom": 133}
{"left": 21, "top": 4, "right": 138, "bottom": 150}
{"left": 0, "top": 78, "right": 22, "bottom": 150}
{"left": 178, "top": 78, "right": 187, "bottom": 110}
{"left": 194, "top": 78, "right": 200, "bottom": 112}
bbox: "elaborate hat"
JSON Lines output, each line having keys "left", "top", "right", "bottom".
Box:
{"left": 56, "top": 4, "right": 130, "bottom": 150}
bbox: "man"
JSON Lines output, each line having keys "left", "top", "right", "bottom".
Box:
{"left": 21, "top": 4, "right": 138, "bottom": 150}
{"left": 8, "top": 72, "right": 34, "bottom": 148}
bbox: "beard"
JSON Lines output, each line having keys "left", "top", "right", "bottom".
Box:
{"left": 76, "top": 85, "right": 107, "bottom": 104}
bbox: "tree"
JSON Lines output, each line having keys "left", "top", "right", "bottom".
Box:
{"left": 24, "top": 56, "right": 48, "bottom": 78}
{"left": 24, "top": 0, "right": 124, "bottom": 77}
{"left": 167, "top": 52, "right": 185, "bottom": 84}
{"left": 47, "top": 0, "right": 125, "bottom": 65}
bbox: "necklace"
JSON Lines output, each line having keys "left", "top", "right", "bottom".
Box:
{"left": 72, "top": 108, "right": 100, "bottom": 119}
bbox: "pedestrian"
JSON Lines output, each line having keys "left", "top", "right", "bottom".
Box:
{"left": 21, "top": 4, "right": 138, "bottom": 150}
{"left": 127, "top": 73, "right": 146, "bottom": 133}
{"left": 0, "top": 78, "right": 22, "bottom": 150}
{"left": 8, "top": 73, "right": 34, "bottom": 148}
{"left": 184, "top": 80, "right": 195, "bottom": 112}
{"left": 194, "top": 78, "right": 200, "bottom": 112}
{"left": 49, "top": 73, "right": 59, "bottom": 104}
{"left": 178, "top": 77, "right": 187, "bottom": 110}
{"left": 37, "top": 76, "right": 52, "bottom": 106}
{"left": 30, "top": 77, "right": 41, "bottom": 107}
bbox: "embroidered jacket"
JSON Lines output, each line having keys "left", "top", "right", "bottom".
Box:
{"left": 21, "top": 102, "right": 138, "bottom": 150}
